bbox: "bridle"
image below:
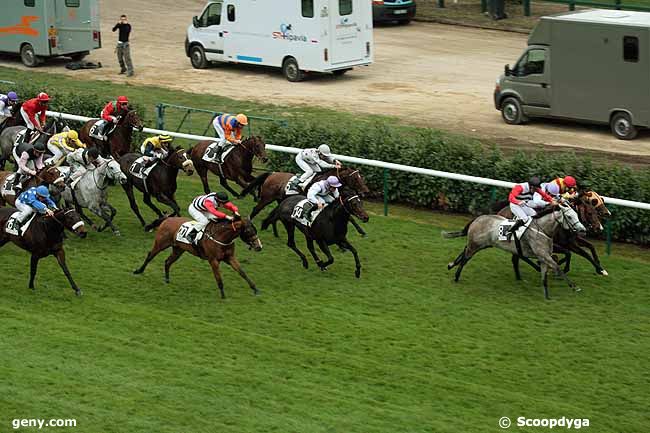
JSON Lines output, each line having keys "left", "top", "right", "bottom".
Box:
{"left": 48, "top": 208, "right": 83, "bottom": 231}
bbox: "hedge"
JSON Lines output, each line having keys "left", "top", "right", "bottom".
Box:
{"left": 260, "top": 121, "right": 650, "bottom": 245}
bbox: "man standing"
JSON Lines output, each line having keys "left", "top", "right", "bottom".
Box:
{"left": 112, "top": 14, "right": 134, "bottom": 77}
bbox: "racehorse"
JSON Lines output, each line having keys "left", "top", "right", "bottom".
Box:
{"left": 119, "top": 146, "right": 195, "bottom": 231}
{"left": 0, "top": 166, "right": 65, "bottom": 206}
{"left": 60, "top": 157, "right": 127, "bottom": 236}
{"left": 79, "top": 108, "right": 144, "bottom": 158}
{"left": 261, "top": 186, "right": 369, "bottom": 278}
{"left": 242, "top": 167, "right": 370, "bottom": 237}
{"left": 446, "top": 204, "right": 587, "bottom": 299}
{"left": 189, "top": 136, "right": 268, "bottom": 197}
{"left": 133, "top": 216, "right": 262, "bottom": 299}
{"left": 0, "top": 101, "right": 25, "bottom": 132}
{"left": 0, "top": 116, "right": 68, "bottom": 170}
{"left": 0, "top": 207, "right": 87, "bottom": 296}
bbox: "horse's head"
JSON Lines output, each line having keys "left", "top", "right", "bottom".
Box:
{"left": 167, "top": 147, "right": 195, "bottom": 176}
{"left": 242, "top": 136, "right": 268, "bottom": 163}
{"left": 54, "top": 208, "right": 87, "bottom": 238}
{"left": 580, "top": 190, "right": 611, "bottom": 219}
{"left": 573, "top": 192, "right": 604, "bottom": 233}
{"left": 556, "top": 203, "right": 586, "bottom": 235}
{"left": 341, "top": 187, "right": 369, "bottom": 223}
{"left": 339, "top": 167, "right": 370, "bottom": 196}
{"left": 37, "top": 166, "right": 65, "bottom": 189}
{"left": 123, "top": 109, "right": 144, "bottom": 131}
{"left": 238, "top": 217, "right": 263, "bottom": 251}
{"left": 103, "top": 157, "right": 128, "bottom": 185}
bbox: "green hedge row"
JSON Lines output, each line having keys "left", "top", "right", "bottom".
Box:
{"left": 260, "top": 121, "right": 650, "bottom": 244}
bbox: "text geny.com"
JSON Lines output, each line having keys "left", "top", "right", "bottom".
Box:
{"left": 12, "top": 419, "right": 77, "bottom": 430}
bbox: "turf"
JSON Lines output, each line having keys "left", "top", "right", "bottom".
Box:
{"left": 0, "top": 175, "right": 648, "bottom": 433}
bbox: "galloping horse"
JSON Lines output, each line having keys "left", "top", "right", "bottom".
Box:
{"left": 190, "top": 136, "right": 268, "bottom": 197}
{"left": 0, "top": 166, "right": 64, "bottom": 206}
{"left": 0, "top": 207, "right": 87, "bottom": 296}
{"left": 0, "top": 116, "right": 68, "bottom": 170}
{"left": 0, "top": 101, "right": 25, "bottom": 132}
{"left": 446, "top": 204, "right": 587, "bottom": 299}
{"left": 134, "top": 216, "right": 262, "bottom": 299}
{"left": 261, "top": 186, "right": 369, "bottom": 278}
{"left": 79, "top": 109, "right": 143, "bottom": 158}
{"left": 119, "top": 146, "right": 195, "bottom": 231}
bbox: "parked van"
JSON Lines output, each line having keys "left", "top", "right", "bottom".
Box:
{"left": 0, "top": 0, "right": 101, "bottom": 67}
{"left": 185, "top": 0, "right": 374, "bottom": 81}
{"left": 494, "top": 9, "right": 650, "bottom": 139}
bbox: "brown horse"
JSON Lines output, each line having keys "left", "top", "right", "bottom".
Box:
{"left": 0, "top": 207, "right": 87, "bottom": 296}
{"left": 119, "top": 147, "right": 195, "bottom": 231}
{"left": 133, "top": 216, "right": 262, "bottom": 299}
{"left": 0, "top": 166, "right": 64, "bottom": 206}
{"left": 79, "top": 109, "right": 144, "bottom": 158}
{"left": 189, "top": 136, "right": 268, "bottom": 197}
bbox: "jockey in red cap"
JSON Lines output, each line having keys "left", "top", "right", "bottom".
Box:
{"left": 20, "top": 92, "right": 50, "bottom": 142}
{"left": 100, "top": 96, "right": 129, "bottom": 136}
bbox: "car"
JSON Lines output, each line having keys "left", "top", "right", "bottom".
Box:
{"left": 372, "top": 0, "right": 416, "bottom": 24}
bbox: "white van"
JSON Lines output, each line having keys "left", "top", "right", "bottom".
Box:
{"left": 185, "top": 0, "right": 374, "bottom": 81}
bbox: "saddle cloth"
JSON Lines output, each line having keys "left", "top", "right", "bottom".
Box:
{"left": 175, "top": 221, "right": 204, "bottom": 244}
{"left": 202, "top": 142, "right": 235, "bottom": 164}
{"left": 5, "top": 212, "right": 36, "bottom": 236}
{"left": 285, "top": 174, "right": 315, "bottom": 196}
{"left": 1, "top": 173, "right": 18, "bottom": 196}
{"left": 13, "top": 129, "right": 27, "bottom": 147}
{"left": 497, "top": 219, "right": 532, "bottom": 241}
{"left": 89, "top": 120, "right": 113, "bottom": 140}
{"left": 129, "top": 157, "right": 158, "bottom": 180}
{"left": 291, "top": 199, "right": 326, "bottom": 227}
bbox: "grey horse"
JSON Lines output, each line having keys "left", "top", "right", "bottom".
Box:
{"left": 0, "top": 118, "right": 69, "bottom": 169}
{"left": 446, "top": 204, "right": 587, "bottom": 299}
{"left": 60, "top": 157, "right": 127, "bottom": 236}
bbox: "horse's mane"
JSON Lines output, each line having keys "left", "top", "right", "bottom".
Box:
{"left": 531, "top": 205, "right": 556, "bottom": 219}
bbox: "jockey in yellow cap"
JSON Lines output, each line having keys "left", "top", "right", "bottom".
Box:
{"left": 45, "top": 130, "right": 86, "bottom": 166}
{"left": 141, "top": 134, "right": 173, "bottom": 167}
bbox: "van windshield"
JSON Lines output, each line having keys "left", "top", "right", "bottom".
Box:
{"left": 515, "top": 49, "right": 545, "bottom": 76}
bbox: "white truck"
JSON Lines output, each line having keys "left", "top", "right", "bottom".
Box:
{"left": 185, "top": 0, "right": 374, "bottom": 81}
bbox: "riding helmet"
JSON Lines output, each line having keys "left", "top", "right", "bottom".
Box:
{"left": 563, "top": 175, "right": 577, "bottom": 188}
{"left": 33, "top": 142, "right": 46, "bottom": 152}
{"left": 7, "top": 91, "right": 18, "bottom": 101}
{"left": 528, "top": 176, "right": 541, "bottom": 188}
{"left": 215, "top": 192, "right": 229, "bottom": 202}
{"left": 235, "top": 114, "right": 248, "bottom": 126}
{"left": 35, "top": 185, "right": 49, "bottom": 197}
{"left": 318, "top": 144, "right": 331, "bottom": 156}
{"left": 86, "top": 147, "right": 100, "bottom": 159}
{"left": 37, "top": 92, "right": 50, "bottom": 102}
{"left": 159, "top": 134, "right": 173, "bottom": 143}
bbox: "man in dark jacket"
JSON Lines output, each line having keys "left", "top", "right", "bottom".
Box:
{"left": 112, "top": 14, "right": 134, "bottom": 77}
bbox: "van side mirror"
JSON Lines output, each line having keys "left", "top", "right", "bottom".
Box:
{"left": 193, "top": 16, "right": 200, "bottom": 28}
{"left": 504, "top": 64, "right": 511, "bottom": 76}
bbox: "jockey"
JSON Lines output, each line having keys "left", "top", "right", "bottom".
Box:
{"left": 66, "top": 147, "right": 101, "bottom": 188}
{"left": 508, "top": 176, "right": 555, "bottom": 234}
{"left": 45, "top": 130, "right": 86, "bottom": 167}
{"left": 532, "top": 181, "right": 561, "bottom": 207}
{"left": 100, "top": 96, "right": 129, "bottom": 136}
{"left": 188, "top": 191, "right": 239, "bottom": 237}
{"left": 292, "top": 144, "right": 342, "bottom": 189}
{"left": 12, "top": 141, "right": 46, "bottom": 190}
{"left": 140, "top": 134, "right": 172, "bottom": 167}
{"left": 550, "top": 175, "right": 578, "bottom": 199}
{"left": 302, "top": 175, "right": 342, "bottom": 221}
{"left": 0, "top": 91, "right": 19, "bottom": 123}
{"left": 20, "top": 92, "right": 50, "bottom": 143}
{"left": 212, "top": 113, "right": 247, "bottom": 151}
{"left": 14, "top": 185, "right": 57, "bottom": 236}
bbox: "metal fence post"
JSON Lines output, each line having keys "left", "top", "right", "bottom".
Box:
{"left": 606, "top": 219, "right": 612, "bottom": 256}
{"left": 438, "top": 0, "right": 445, "bottom": 8}
{"left": 490, "top": 187, "right": 497, "bottom": 204}
{"left": 383, "top": 168, "right": 389, "bottom": 216}
{"left": 615, "top": 0, "right": 621, "bottom": 9}
{"left": 569, "top": 0, "right": 575, "bottom": 11}
{"left": 523, "top": 0, "right": 531, "bottom": 17}
{"left": 481, "top": 0, "right": 487, "bottom": 13}
{"left": 156, "top": 104, "right": 165, "bottom": 130}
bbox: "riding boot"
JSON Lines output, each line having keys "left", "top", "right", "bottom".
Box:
{"left": 507, "top": 219, "right": 526, "bottom": 240}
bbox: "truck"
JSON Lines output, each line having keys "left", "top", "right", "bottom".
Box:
{"left": 0, "top": 0, "right": 101, "bottom": 67}
{"left": 185, "top": 0, "right": 374, "bottom": 82}
{"left": 494, "top": 9, "right": 650, "bottom": 140}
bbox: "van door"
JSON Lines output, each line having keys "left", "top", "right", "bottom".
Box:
{"left": 195, "top": 1, "right": 224, "bottom": 61}
{"left": 329, "top": 0, "right": 365, "bottom": 64}
{"left": 54, "top": 0, "right": 92, "bottom": 54}
{"left": 507, "top": 47, "right": 550, "bottom": 110}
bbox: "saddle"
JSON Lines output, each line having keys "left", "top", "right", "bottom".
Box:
{"left": 291, "top": 199, "right": 326, "bottom": 227}
{"left": 5, "top": 212, "right": 36, "bottom": 236}
{"left": 285, "top": 173, "right": 315, "bottom": 196}
{"left": 89, "top": 120, "right": 115, "bottom": 141}
{"left": 202, "top": 141, "right": 235, "bottom": 164}
{"left": 13, "top": 129, "right": 28, "bottom": 148}
{"left": 175, "top": 221, "right": 204, "bottom": 245}
{"left": 1, "top": 173, "right": 20, "bottom": 197}
{"left": 497, "top": 219, "right": 532, "bottom": 241}
{"left": 129, "top": 156, "right": 158, "bottom": 180}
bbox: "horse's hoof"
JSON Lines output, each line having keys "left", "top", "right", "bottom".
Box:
{"left": 113, "top": 231, "right": 121, "bottom": 237}
{"left": 301, "top": 260, "right": 308, "bottom": 269}
{"left": 320, "top": 266, "right": 328, "bottom": 272}
{"left": 91, "top": 224, "right": 99, "bottom": 231}
{"left": 253, "top": 289, "right": 260, "bottom": 296}
{"left": 355, "top": 269, "right": 361, "bottom": 278}
{"left": 447, "top": 263, "right": 453, "bottom": 270}
{"left": 600, "top": 269, "right": 609, "bottom": 276}
{"left": 361, "top": 233, "right": 368, "bottom": 238}
{"left": 133, "top": 269, "right": 142, "bottom": 275}
{"left": 75, "top": 289, "right": 83, "bottom": 297}
{"left": 574, "top": 287, "right": 582, "bottom": 293}
{"left": 164, "top": 278, "right": 170, "bottom": 284}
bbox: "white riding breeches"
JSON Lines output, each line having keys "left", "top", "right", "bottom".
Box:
{"left": 188, "top": 204, "right": 214, "bottom": 230}
{"left": 46, "top": 144, "right": 65, "bottom": 166}
{"left": 212, "top": 119, "right": 228, "bottom": 146}
{"left": 19, "top": 107, "right": 36, "bottom": 130}
{"left": 296, "top": 156, "right": 319, "bottom": 182}
{"left": 15, "top": 199, "right": 35, "bottom": 223}
{"left": 510, "top": 202, "right": 537, "bottom": 222}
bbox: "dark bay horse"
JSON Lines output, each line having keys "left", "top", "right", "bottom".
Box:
{"left": 134, "top": 217, "right": 262, "bottom": 299}
{"left": 189, "top": 136, "right": 268, "bottom": 197}
{"left": 119, "top": 147, "right": 195, "bottom": 231}
{"left": 0, "top": 166, "right": 64, "bottom": 206}
{"left": 261, "top": 187, "right": 369, "bottom": 278}
{"left": 79, "top": 109, "right": 144, "bottom": 158}
{"left": 0, "top": 207, "right": 87, "bottom": 295}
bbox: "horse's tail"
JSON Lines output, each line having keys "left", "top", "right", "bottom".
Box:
{"left": 442, "top": 219, "right": 475, "bottom": 239}
{"left": 261, "top": 205, "right": 280, "bottom": 231}
{"left": 241, "top": 172, "right": 271, "bottom": 199}
{"left": 144, "top": 215, "right": 168, "bottom": 232}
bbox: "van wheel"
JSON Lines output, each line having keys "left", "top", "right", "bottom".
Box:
{"left": 610, "top": 112, "right": 638, "bottom": 140}
{"left": 20, "top": 44, "right": 39, "bottom": 68}
{"left": 501, "top": 97, "right": 527, "bottom": 125}
{"left": 283, "top": 57, "right": 303, "bottom": 82}
{"left": 190, "top": 45, "right": 208, "bottom": 69}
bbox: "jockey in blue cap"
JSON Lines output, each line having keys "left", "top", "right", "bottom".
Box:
{"left": 14, "top": 185, "right": 57, "bottom": 236}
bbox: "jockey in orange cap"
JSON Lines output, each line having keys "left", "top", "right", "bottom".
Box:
{"left": 210, "top": 113, "right": 248, "bottom": 160}
{"left": 551, "top": 175, "right": 578, "bottom": 199}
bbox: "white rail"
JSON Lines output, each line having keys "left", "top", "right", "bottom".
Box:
{"left": 46, "top": 110, "right": 650, "bottom": 211}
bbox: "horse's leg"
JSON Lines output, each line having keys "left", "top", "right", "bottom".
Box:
{"left": 537, "top": 252, "right": 579, "bottom": 295}
{"left": 540, "top": 262, "right": 550, "bottom": 300}
{"left": 316, "top": 240, "right": 335, "bottom": 271}
{"left": 218, "top": 175, "right": 241, "bottom": 198}
{"left": 349, "top": 216, "right": 367, "bottom": 237}
{"left": 225, "top": 256, "right": 259, "bottom": 295}
{"left": 134, "top": 234, "right": 171, "bottom": 274}
{"left": 54, "top": 249, "right": 82, "bottom": 296}
{"left": 142, "top": 192, "right": 164, "bottom": 218}
{"left": 29, "top": 254, "right": 39, "bottom": 290}
{"left": 156, "top": 193, "right": 180, "bottom": 217}
{"left": 512, "top": 255, "right": 522, "bottom": 281}
{"left": 122, "top": 183, "right": 147, "bottom": 227}
{"left": 574, "top": 237, "right": 607, "bottom": 275}
{"left": 198, "top": 166, "right": 211, "bottom": 195}
{"left": 164, "top": 247, "right": 185, "bottom": 284}
{"left": 447, "top": 247, "right": 466, "bottom": 270}
{"left": 305, "top": 237, "right": 323, "bottom": 267}
{"left": 284, "top": 221, "right": 308, "bottom": 269}
{"left": 209, "top": 259, "right": 226, "bottom": 299}
{"left": 339, "top": 239, "right": 362, "bottom": 278}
